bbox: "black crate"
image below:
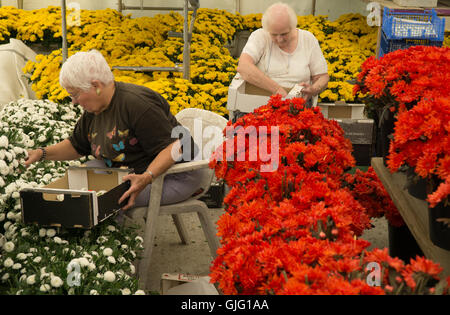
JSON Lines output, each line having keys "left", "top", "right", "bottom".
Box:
{"left": 200, "top": 183, "right": 225, "bottom": 208}
{"left": 20, "top": 167, "right": 131, "bottom": 229}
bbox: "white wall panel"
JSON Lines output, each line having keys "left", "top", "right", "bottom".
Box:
{"left": 1, "top": 0, "right": 369, "bottom": 20}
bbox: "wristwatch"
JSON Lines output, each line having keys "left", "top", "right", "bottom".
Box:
{"left": 38, "top": 147, "right": 47, "bottom": 161}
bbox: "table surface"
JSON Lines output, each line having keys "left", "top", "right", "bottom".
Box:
{"left": 371, "top": 157, "right": 450, "bottom": 278}
{"left": 362, "top": 0, "right": 450, "bottom": 11}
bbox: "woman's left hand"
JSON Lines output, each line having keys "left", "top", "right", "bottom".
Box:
{"left": 118, "top": 173, "right": 152, "bottom": 210}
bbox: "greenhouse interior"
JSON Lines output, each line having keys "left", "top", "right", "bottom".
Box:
{"left": 0, "top": 0, "right": 449, "bottom": 298}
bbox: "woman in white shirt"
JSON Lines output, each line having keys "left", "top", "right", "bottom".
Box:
{"left": 237, "top": 2, "right": 329, "bottom": 106}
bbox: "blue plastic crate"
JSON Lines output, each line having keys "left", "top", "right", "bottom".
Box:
{"left": 382, "top": 7, "right": 445, "bottom": 42}
{"left": 379, "top": 29, "right": 443, "bottom": 58}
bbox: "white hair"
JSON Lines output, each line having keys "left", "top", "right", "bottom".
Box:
{"left": 261, "top": 2, "right": 298, "bottom": 31}
{"left": 59, "top": 49, "right": 114, "bottom": 91}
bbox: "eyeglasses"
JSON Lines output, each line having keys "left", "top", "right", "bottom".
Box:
{"left": 270, "top": 31, "right": 291, "bottom": 38}
{"left": 68, "top": 90, "right": 82, "bottom": 100}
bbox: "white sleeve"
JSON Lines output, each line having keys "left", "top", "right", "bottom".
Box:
{"left": 308, "top": 36, "right": 328, "bottom": 76}
{"left": 240, "top": 29, "right": 268, "bottom": 65}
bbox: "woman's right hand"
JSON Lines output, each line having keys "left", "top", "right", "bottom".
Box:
{"left": 24, "top": 149, "right": 43, "bottom": 168}
{"left": 274, "top": 86, "right": 288, "bottom": 97}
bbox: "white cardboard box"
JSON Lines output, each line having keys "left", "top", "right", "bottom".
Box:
{"left": 319, "top": 101, "right": 366, "bottom": 120}
{"left": 393, "top": 0, "right": 437, "bottom": 7}
{"left": 20, "top": 166, "right": 131, "bottom": 229}
{"left": 227, "top": 76, "right": 319, "bottom": 119}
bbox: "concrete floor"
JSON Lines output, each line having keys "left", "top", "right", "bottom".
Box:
{"left": 136, "top": 208, "right": 389, "bottom": 294}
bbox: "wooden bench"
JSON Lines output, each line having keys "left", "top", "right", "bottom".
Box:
{"left": 371, "top": 157, "right": 450, "bottom": 278}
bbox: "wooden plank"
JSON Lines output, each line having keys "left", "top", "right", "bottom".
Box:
{"left": 371, "top": 157, "right": 450, "bottom": 278}
{"left": 362, "top": 0, "right": 449, "bottom": 10}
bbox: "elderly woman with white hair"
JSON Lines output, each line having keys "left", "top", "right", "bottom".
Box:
{"left": 237, "top": 2, "right": 329, "bottom": 105}
{"left": 24, "top": 49, "right": 204, "bottom": 212}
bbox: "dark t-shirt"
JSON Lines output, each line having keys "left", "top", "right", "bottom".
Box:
{"left": 69, "top": 81, "right": 194, "bottom": 174}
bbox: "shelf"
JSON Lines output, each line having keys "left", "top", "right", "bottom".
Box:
{"left": 371, "top": 157, "right": 450, "bottom": 278}
{"left": 362, "top": 0, "right": 450, "bottom": 11}
{"left": 364, "top": 0, "right": 450, "bottom": 32}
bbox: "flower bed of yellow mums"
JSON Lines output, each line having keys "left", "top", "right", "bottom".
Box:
{"left": 0, "top": 5, "right": 410, "bottom": 117}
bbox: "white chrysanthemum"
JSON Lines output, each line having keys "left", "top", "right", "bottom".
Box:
{"left": 33, "top": 256, "right": 42, "bottom": 263}
{"left": 46, "top": 229, "right": 56, "bottom": 238}
{"left": 88, "top": 263, "right": 96, "bottom": 271}
{"left": 13, "top": 147, "right": 24, "bottom": 155}
{"left": 0, "top": 160, "right": 9, "bottom": 176}
{"left": 16, "top": 253, "right": 27, "bottom": 260}
{"left": 6, "top": 212, "right": 15, "bottom": 221}
{"left": 50, "top": 276, "right": 63, "bottom": 288}
{"left": 90, "top": 289, "right": 99, "bottom": 295}
{"left": 0, "top": 234, "right": 5, "bottom": 247}
{"left": 3, "top": 241, "right": 15, "bottom": 253}
{"left": 134, "top": 290, "right": 145, "bottom": 295}
{"left": 3, "top": 222, "right": 11, "bottom": 231}
{"left": 38, "top": 228, "right": 46, "bottom": 237}
{"left": 40, "top": 284, "right": 51, "bottom": 292}
{"left": 3, "top": 257, "right": 14, "bottom": 268}
{"left": 26, "top": 274, "right": 36, "bottom": 285}
{"left": 4, "top": 151, "right": 12, "bottom": 162}
{"left": 96, "top": 236, "right": 107, "bottom": 244}
{"left": 103, "top": 271, "right": 116, "bottom": 282}
{"left": 107, "top": 256, "right": 116, "bottom": 264}
{"left": 78, "top": 257, "right": 90, "bottom": 267}
{"left": 121, "top": 288, "right": 131, "bottom": 295}
{"left": 24, "top": 139, "right": 35, "bottom": 148}
{"left": 0, "top": 135, "right": 8, "bottom": 148}
{"left": 12, "top": 263, "right": 22, "bottom": 270}
{"left": 102, "top": 248, "right": 113, "bottom": 257}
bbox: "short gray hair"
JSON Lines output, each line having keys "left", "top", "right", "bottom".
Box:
{"left": 261, "top": 2, "right": 298, "bottom": 31}
{"left": 59, "top": 49, "right": 114, "bottom": 91}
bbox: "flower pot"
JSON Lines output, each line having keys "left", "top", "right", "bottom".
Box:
{"left": 388, "top": 223, "right": 424, "bottom": 262}
{"left": 428, "top": 202, "right": 450, "bottom": 250}
{"left": 405, "top": 167, "right": 428, "bottom": 200}
{"left": 376, "top": 108, "right": 395, "bottom": 166}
